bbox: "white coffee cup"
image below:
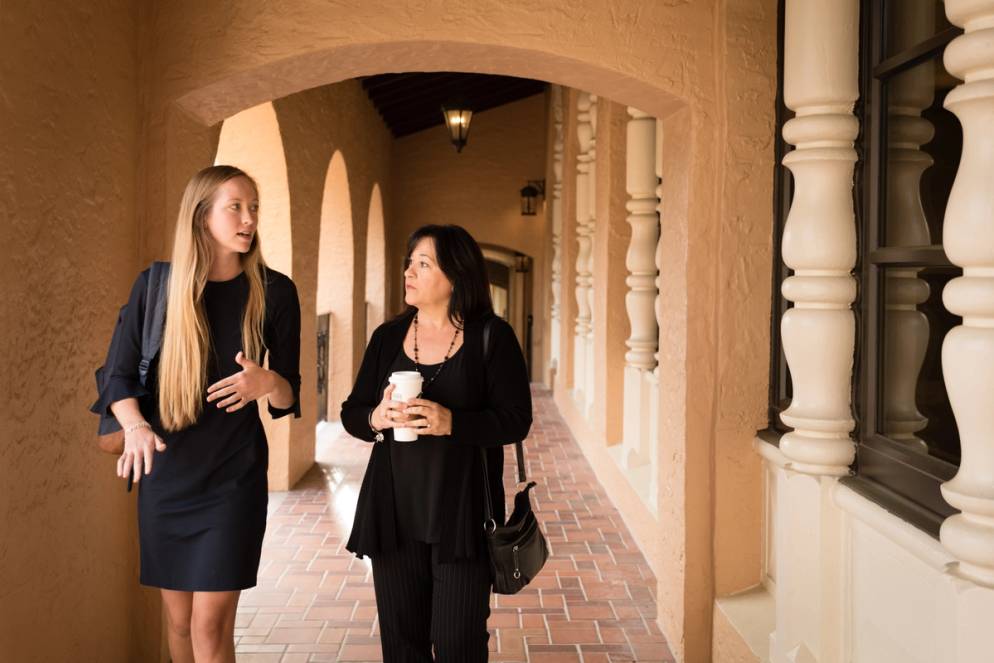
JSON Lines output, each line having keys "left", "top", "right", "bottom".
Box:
{"left": 388, "top": 371, "right": 424, "bottom": 442}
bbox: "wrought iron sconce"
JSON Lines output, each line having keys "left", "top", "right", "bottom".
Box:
{"left": 520, "top": 179, "right": 545, "bottom": 216}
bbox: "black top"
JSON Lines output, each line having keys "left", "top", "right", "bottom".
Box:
{"left": 386, "top": 342, "right": 468, "bottom": 544}
{"left": 94, "top": 266, "right": 301, "bottom": 591}
{"left": 341, "top": 309, "right": 532, "bottom": 563}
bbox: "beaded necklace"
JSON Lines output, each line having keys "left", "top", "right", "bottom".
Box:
{"left": 413, "top": 312, "right": 461, "bottom": 391}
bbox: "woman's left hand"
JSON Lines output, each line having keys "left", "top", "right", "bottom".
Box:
{"left": 206, "top": 351, "right": 276, "bottom": 413}
{"left": 403, "top": 398, "right": 453, "bottom": 436}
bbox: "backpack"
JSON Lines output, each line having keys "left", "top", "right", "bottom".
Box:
{"left": 89, "top": 262, "right": 170, "bottom": 454}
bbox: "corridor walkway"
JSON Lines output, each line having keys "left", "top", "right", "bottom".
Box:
{"left": 234, "top": 387, "right": 674, "bottom": 662}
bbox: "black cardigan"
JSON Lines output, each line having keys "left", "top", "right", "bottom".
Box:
{"left": 340, "top": 308, "right": 532, "bottom": 562}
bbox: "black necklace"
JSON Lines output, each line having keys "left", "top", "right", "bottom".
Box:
{"left": 413, "top": 312, "right": 461, "bottom": 392}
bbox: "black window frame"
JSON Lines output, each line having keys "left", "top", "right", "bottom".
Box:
{"left": 763, "top": 0, "right": 964, "bottom": 537}
{"left": 759, "top": 0, "right": 793, "bottom": 448}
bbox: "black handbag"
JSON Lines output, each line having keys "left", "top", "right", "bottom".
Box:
{"left": 480, "top": 316, "right": 549, "bottom": 594}
{"left": 480, "top": 446, "right": 549, "bottom": 594}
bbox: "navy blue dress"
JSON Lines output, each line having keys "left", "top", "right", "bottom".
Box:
{"left": 99, "top": 266, "right": 301, "bottom": 591}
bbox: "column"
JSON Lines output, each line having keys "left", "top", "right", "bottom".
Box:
{"left": 777, "top": 0, "right": 859, "bottom": 476}
{"left": 939, "top": 0, "right": 994, "bottom": 587}
{"left": 573, "top": 91, "right": 594, "bottom": 407}
{"left": 622, "top": 107, "right": 659, "bottom": 476}
{"left": 550, "top": 86, "right": 564, "bottom": 376}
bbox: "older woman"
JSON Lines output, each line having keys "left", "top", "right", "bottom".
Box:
{"left": 341, "top": 224, "right": 532, "bottom": 662}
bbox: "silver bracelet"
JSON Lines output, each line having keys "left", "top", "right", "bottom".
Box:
{"left": 124, "top": 421, "right": 152, "bottom": 435}
{"left": 367, "top": 408, "right": 384, "bottom": 443}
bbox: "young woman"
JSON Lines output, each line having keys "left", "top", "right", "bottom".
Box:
{"left": 96, "top": 165, "right": 301, "bottom": 663}
{"left": 341, "top": 224, "right": 533, "bottom": 662}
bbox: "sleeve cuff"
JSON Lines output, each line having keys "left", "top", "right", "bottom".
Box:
{"left": 90, "top": 375, "right": 151, "bottom": 417}
{"left": 267, "top": 396, "right": 301, "bottom": 420}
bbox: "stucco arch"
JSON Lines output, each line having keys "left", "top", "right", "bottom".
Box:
{"left": 365, "top": 184, "right": 386, "bottom": 342}
{"left": 174, "top": 41, "right": 688, "bottom": 128}
{"left": 317, "top": 151, "right": 355, "bottom": 423}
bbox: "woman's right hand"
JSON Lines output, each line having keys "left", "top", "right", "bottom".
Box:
{"left": 116, "top": 424, "right": 167, "bottom": 483}
{"left": 370, "top": 384, "right": 412, "bottom": 430}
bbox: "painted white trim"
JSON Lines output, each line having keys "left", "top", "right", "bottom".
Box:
{"left": 753, "top": 436, "right": 789, "bottom": 470}
{"left": 831, "top": 482, "right": 956, "bottom": 574}
{"left": 715, "top": 586, "right": 775, "bottom": 663}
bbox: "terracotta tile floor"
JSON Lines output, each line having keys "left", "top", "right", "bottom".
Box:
{"left": 236, "top": 386, "right": 675, "bottom": 662}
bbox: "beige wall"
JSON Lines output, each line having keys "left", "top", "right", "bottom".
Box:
{"left": 388, "top": 94, "right": 549, "bottom": 380}
{"left": 0, "top": 2, "right": 160, "bottom": 661}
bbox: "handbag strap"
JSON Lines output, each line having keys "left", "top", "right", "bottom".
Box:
{"left": 480, "top": 313, "right": 531, "bottom": 529}
{"left": 480, "top": 448, "right": 496, "bottom": 530}
{"left": 482, "top": 315, "right": 527, "bottom": 483}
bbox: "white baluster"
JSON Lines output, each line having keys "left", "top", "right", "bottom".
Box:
{"left": 778, "top": 0, "right": 859, "bottom": 476}
{"left": 550, "top": 86, "right": 564, "bottom": 375}
{"left": 654, "top": 119, "right": 664, "bottom": 373}
{"left": 939, "top": 0, "right": 994, "bottom": 587}
{"left": 622, "top": 107, "right": 660, "bottom": 481}
{"left": 624, "top": 108, "right": 659, "bottom": 370}
{"left": 881, "top": 1, "right": 935, "bottom": 453}
{"left": 584, "top": 96, "right": 598, "bottom": 413}
{"left": 574, "top": 91, "right": 594, "bottom": 402}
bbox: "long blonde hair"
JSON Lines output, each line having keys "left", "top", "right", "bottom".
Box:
{"left": 158, "top": 165, "right": 268, "bottom": 431}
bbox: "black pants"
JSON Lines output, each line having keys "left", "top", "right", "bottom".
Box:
{"left": 371, "top": 540, "right": 492, "bottom": 662}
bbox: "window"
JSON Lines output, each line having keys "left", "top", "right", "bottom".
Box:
{"left": 763, "top": 0, "right": 794, "bottom": 443}
{"left": 767, "top": 0, "right": 964, "bottom": 536}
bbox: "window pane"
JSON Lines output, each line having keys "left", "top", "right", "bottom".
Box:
{"left": 881, "top": 55, "right": 961, "bottom": 247}
{"left": 878, "top": 265, "right": 961, "bottom": 464}
{"left": 884, "top": 0, "right": 953, "bottom": 58}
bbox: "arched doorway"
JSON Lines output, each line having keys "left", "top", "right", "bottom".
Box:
{"left": 482, "top": 244, "right": 533, "bottom": 375}
{"left": 316, "top": 151, "right": 354, "bottom": 423}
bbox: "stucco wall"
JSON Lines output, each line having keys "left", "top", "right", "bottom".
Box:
{"left": 592, "top": 99, "right": 632, "bottom": 446}
{"left": 0, "top": 3, "right": 159, "bottom": 661}
{"left": 712, "top": 0, "right": 777, "bottom": 597}
{"left": 388, "top": 93, "right": 549, "bottom": 380}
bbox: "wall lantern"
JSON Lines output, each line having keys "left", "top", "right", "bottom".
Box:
{"left": 441, "top": 100, "right": 473, "bottom": 153}
{"left": 520, "top": 179, "right": 545, "bottom": 216}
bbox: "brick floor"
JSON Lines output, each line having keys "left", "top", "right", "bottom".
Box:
{"left": 236, "top": 386, "right": 675, "bottom": 662}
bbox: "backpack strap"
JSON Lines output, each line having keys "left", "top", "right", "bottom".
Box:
{"left": 482, "top": 315, "right": 527, "bottom": 484}
{"left": 138, "top": 261, "right": 170, "bottom": 386}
